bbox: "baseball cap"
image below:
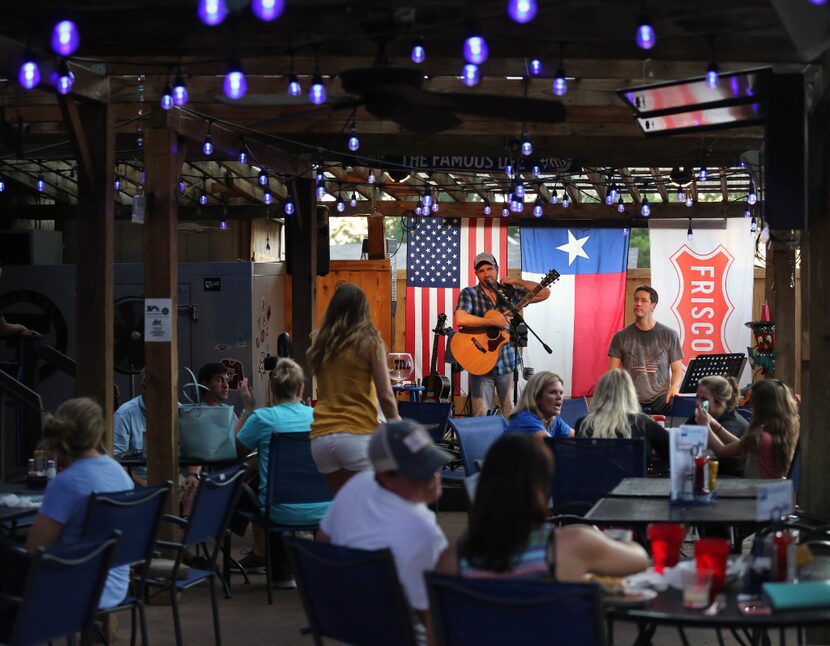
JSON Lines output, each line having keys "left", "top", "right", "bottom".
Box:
{"left": 474, "top": 252, "right": 498, "bottom": 269}
{"left": 369, "top": 419, "right": 453, "bottom": 482}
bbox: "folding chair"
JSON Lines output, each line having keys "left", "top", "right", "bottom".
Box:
{"left": 286, "top": 537, "right": 417, "bottom": 646}
{"left": 146, "top": 466, "right": 245, "bottom": 646}
{"left": 559, "top": 397, "right": 589, "bottom": 429}
{"left": 426, "top": 573, "right": 606, "bottom": 646}
{"left": 397, "top": 401, "right": 453, "bottom": 444}
{"left": 83, "top": 482, "right": 172, "bottom": 646}
{"left": 234, "top": 432, "right": 332, "bottom": 604}
{"left": 669, "top": 395, "right": 697, "bottom": 424}
{"left": 546, "top": 437, "right": 647, "bottom": 515}
{"left": 1, "top": 535, "right": 119, "bottom": 646}
{"left": 449, "top": 415, "right": 508, "bottom": 476}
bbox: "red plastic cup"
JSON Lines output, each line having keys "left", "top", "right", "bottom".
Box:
{"left": 647, "top": 523, "right": 686, "bottom": 573}
{"left": 694, "top": 538, "right": 730, "bottom": 597}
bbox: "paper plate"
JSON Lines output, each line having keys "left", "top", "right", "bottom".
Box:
{"left": 605, "top": 589, "right": 658, "bottom": 606}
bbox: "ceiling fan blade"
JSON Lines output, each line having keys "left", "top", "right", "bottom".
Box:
{"left": 215, "top": 94, "right": 358, "bottom": 108}
{"left": 362, "top": 85, "right": 460, "bottom": 134}
{"left": 438, "top": 93, "right": 567, "bottom": 123}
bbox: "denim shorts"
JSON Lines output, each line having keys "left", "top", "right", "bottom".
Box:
{"left": 311, "top": 433, "right": 372, "bottom": 474}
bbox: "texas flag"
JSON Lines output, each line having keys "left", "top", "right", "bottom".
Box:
{"left": 520, "top": 227, "right": 629, "bottom": 397}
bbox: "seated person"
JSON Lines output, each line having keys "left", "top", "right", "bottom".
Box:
{"left": 505, "top": 371, "right": 573, "bottom": 444}
{"left": 684, "top": 375, "right": 747, "bottom": 475}
{"left": 234, "top": 358, "right": 330, "bottom": 588}
{"left": 703, "top": 379, "right": 799, "bottom": 479}
{"left": 437, "top": 433, "right": 648, "bottom": 580}
{"left": 113, "top": 369, "right": 147, "bottom": 486}
{"left": 318, "top": 419, "right": 453, "bottom": 634}
{"left": 26, "top": 397, "right": 134, "bottom": 609}
{"left": 574, "top": 369, "right": 668, "bottom": 460}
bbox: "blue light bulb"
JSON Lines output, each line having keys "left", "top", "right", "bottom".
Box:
{"left": 551, "top": 191, "right": 558, "bottom": 205}
{"left": 415, "top": 202, "right": 423, "bottom": 216}
{"left": 172, "top": 76, "right": 188, "bottom": 106}
{"left": 336, "top": 197, "right": 345, "bottom": 212}
{"left": 686, "top": 196, "right": 693, "bottom": 207}
{"left": 238, "top": 148, "right": 247, "bottom": 164}
{"left": 368, "top": 171, "right": 376, "bottom": 184}
{"left": 219, "top": 219, "right": 229, "bottom": 230}
{"left": 617, "top": 197, "right": 625, "bottom": 213}
{"left": 636, "top": 18, "right": 656, "bottom": 50}
{"left": 36, "top": 176, "right": 45, "bottom": 192}
{"left": 411, "top": 39, "right": 426, "bottom": 64}
{"left": 179, "top": 180, "right": 186, "bottom": 193}
{"left": 423, "top": 192, "right": 432, "bottom": 208}
{"left": 53, "top": 61, "right": 74, "bottom": 95}
{"left": 515, "top": 183, "right": 525, "bottom": 198}
{"left": 51, "top": 19, "right": 80, "bottom": 56}
{"left": 432, "top": 201, "right": 439, "bottom": 213}
{"left": 284, "top": 200, "right": 295, "bottom": 215}
{"left": 197, "top": 0, "right": 228, "bottom": 26}
{"left": 263, "top": 190, "right": 272, "bottom": 205}
{"left": 748, "top": 183, "right": 757, "bottom": 205}
{"left": 553, "top": 69, "right": 567, "bottom": 96}
{"left": 316, "top": 182, "right": 326, "bottom": 200}
{"left": 258, "top": 169, "right": 268, "bottom": 186}
{"left": 251, "top": 0, "right": 284, "bottom": 22}
{"left": 641, "top": 197, "right": 651, "bottom": 217}
{"left": 202, "top": 135, "right": 213, "bottom": 156}
{"left": 699, "top": 167, "right": 708, "bottom": 181}
{"left": 348, "top": 130, "right": 360, "bottom": 152}
{"left": 562, "top": 196, "right": 570, "bottom": 208}
{"left": 508, "top": 0, "right": 537, "bottom": 23}
{"left": 350, "top": 193, "right": 358, "bottom": 208}
{"left": 114, "top": 177, "right": 121, "bottom": 191}
{"left": 505, "top": 164, "right": 513, "bottom": 176}
{"left": 287, "top": 74, "right": 301, "bottom": 97}
{"left": 462, "top": 63, "right": 480, "bottom": 87}
{"left": 200, "top": 193, "right": 208, "bottom": 205}
{"left": 677, "top": 189, "right": 685, "bottom": 202}
{"left": 529, "top": 59, "right": 542, "bottom": 76}
{"left": 483, "top": 201, "right": 491, "bottom": 215}
{"left": 140, "top": 169, "right": 147, "bottom": 183}
{"left": 160, "top": 85, "right": 173, "bottom": 110}
{"left": 502, "top": 205, "right": 509, "bottom": 217}
{"left": 606, "top": 193, "right": 614, "bottom": 206}
{"left": 19, "top": 59, "right": 40, "bottom": 90}
{"left": 533, "top": 199, "right": 543, "bottom": 217}
{"left": 521, "top": 139, "right": 532, "bottom": 156}
{"left": 310, "top": 75, "right": 326, "bottom": 105}
{"left": 609, "top": 185, "right": 619, "bottom": 201}
{"left": 706, "top": 63, "right": 719, "bottom": 90}
{"left": 223, "top": 64, "right": 247, "bottom": 100}
{"left": 0, "top": 179, "right": 5, "bottom": 192}
{"left": 463, "top": 35, "right": 488, "bottom": 65}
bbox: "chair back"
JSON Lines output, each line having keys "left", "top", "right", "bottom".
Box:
{"left": 266, "top": 432, "right": 333, "bottom": 508}
{"left": 10, "top": 535, "right": 119, "bottom": 646}
{"left": 183, "top": 465, "right": 246, "bottom": 548}
{"left": 397, "top": 401, "right": 453, "bottom": 443}
{"left": 426, "top": 573, "right": 606, "bottom": 646}
{"left": 547, "top": 437, "right": 647, "bottom": 514}
{"left": 788, "top": 438, "right": 801, "bottom": 493}
{"left": 669, "top": 395, "right": 696, "bottom": 421}
{"left": 559, "top": 397, "right": 589, "bottom": 428}
{"left": 286, "top": 537, "right": 417, "bottom": 646}
{"left": 83, "top": 482, "right": 171, "bottom": 568}
{"left": 737, "top": 406, "right": 752, "bottom": 422}
{"left": 449, "top": 416, "right": 507, "bottom": 476}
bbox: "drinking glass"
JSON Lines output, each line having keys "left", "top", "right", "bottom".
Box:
{"left": 387, "top": 352, "right": 414, "bottom": 385}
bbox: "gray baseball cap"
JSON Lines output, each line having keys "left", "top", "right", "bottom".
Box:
{"left": 474, "top": 251, "right": 498, "bottom": 269}
{"left": 369, "top": 419, "right": 453, "bottom": 482}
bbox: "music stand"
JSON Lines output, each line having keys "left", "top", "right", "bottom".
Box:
{"left": 679, "top": 353, "right": 747, "bottom": 393}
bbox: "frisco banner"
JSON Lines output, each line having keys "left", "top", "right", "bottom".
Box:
{"left": 649, "top": 218, "right": 754, "bottom": 380}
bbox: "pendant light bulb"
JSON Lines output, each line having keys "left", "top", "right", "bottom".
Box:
{"left": 348, "top": 127, "right": 360, "bottom": 152}
{"left": 316, "top": 181, "right": 326, "bottom": 200}
{"left": 706, "top": 63, "right": 719, "bottom": 89}
{"left": 53, "top": 59, "right": 74, "bottom": 95}
{"left": 160, "top": 84, "right": 173, "bottom": 110}
{"left": 747, "top": 182, "right": 757, "bottom": 205}
{"left": 462, "top": 63, "right": 480, "bottom": 87}
{"left": 552, "top": 68, "right": 568, "bottom": 96}
{"left": 641, "top": 196, "right": 651, "bottom": 217}
{"left": 411, "top": 38, "right": 426, "bottom": 64}
{"left": 309, "top": 74, "right": 326, "bottom": 105}
{"left": 508, "top": 0, "right": 537, "bottom": 23}
{"left": 51, "top": 19, "right": 80, "bottom": 56}
{"left": 336, "top": 195, "right": 345, "bottom": 212}
{"left": 699, "top": 167, "right": 708, "bottom": 182}
{"left": 463, "top": 32, "right": 488, "bottom": 66}
{"left": 350, "top": 192, "right": 358, "bottom": 208}
{"left": 223, "top": 60, "right": 247, "bottom": 100}
{"left": 483, "top": 199, "right": 491, "bottom": 215}
{"left": 686, "top": 196, "right": 693, "bottom": 207}
{"left": 199, "top": 191, "right": 208, "bottom": 206}
{"left": 258, "top": 169, "right": 268, "bottom": 187}
{"left": 533, "top": 196, "right": 543, "bottom": 217}
{"left": 172, "top": 75, "right": 188, "bottom": 106}
{"left": 202, "top": 134, "right": 213, "bottom": 156}
{"left": 636, "top": 15, "right": 656, "bottom": 50}
{"left": 617, "top": 197, "right": 625, "bottom": 213}
{"left": 251, "top": 0, "right": 285, "bottom": 22}
{"left": 284, "top": 199, "right": 295, "bottom": 215}
{"left": 36, "top": 175, "right": 46, "bottom": 192}
{"left": 529, "top": 59, "right": 542, "bottom": 76}
{"left": 18, "top": 56, "right": 40, "bottom": 90}
{"left": 562, "top": 195, "right": 570, "bottom": 208}
{"left": 197, "top": 0, "right": 228, "bottom": 26}
{"left": 520, "top": 134, "right": 532, "bottom": 156}
{"left": 263, "top": 189, "right": 272, "bottom": 205}
{"left": 287, "top": 73, "right": 301, "bottom": 97}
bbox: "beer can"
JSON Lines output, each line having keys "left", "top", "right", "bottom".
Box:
{"left": 708, "top": 457, "right": 719, "bottom": 492}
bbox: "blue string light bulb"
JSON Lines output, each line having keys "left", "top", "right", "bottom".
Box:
{"left": 641, "top": 196, "right": 651, "bottom": 217}
{"left": 53, "top": 59, "right": 74, "bottom": 95}
{"left": 172, "top": 74, "right": 188, "bottom": 106}
{"left": 18, "top": 55, "right": 40, "bottom": 90}
{"left": 350, "top": 192, "right": 358, "bottom": 208}
{"left": 521, "top": 132, "right": 532, "bottom": 156}
{"left": 263, "top": 189, "right": 272, "bottom": 205}
{"left": 336, "top": 194, "right": 345, "bottom": 212}
{"left": 635, "top": 15, "right": 656, "bottom": 50}
{"left": 348, "top": 126, "right": 360, "bottom": 152}
{"left": 533, "top": 196, "right": 543, "bottom": 217}
{"left": 316, "top": 179, "right": 326, "bottom": 200}
{"left": 202, "top": 134, "right": 213, "bottom": 156}
{"left": 462, "top": 64, "right": 480, "bottom": 87}
{"left": 287, "top": 73, "right": 301, "bottom": 97}
{"left": 617, "top": 196, "right": 625, "bottom": 213}
{"left": 160, "top": 83, "right": 173, "bottom": 110}
{"left": 529, "top": 59, "right": 542, "bottom": 76}
{"left": 552, "top": 67, "right": 567, "bottom": 96}
{"left": 706, "top": 62, "right": 719, "bottom": 89}
{"left": 258, "top": 168, "right": 268, "bottom": 187}
{"left": 251, "top": 0, "right": 285, "bottom": 22}
{"left": 463, "top": 22, "right": 488, "bottom": 65}
{"left": 197, "top": 0, "right": 228, "bottom": 26}
{"left": 0, "top": 178, "right": 5, "bottom": 192}
{"left": 483, "top": 199, "right": 491, "bottom": 215}
{"left": 508, "top": 0, "right": 537, "bottom": 23}
{"left": 223, "top": 61, "right": 247, "bottom": 100}
{"left": 699, "top": 167, "right": 708, "bottom": 182}
{"left": 747, "top": 182, "right": 757, "bottom": 205}
{"left": 51, "top": 19, "right": 80, "bottom": 56}
{"left": 284, "top": 198, "right": 295, "bottom": 215}
{"left": 36, "top": 175, "right": 46, "bottom": 192}
{"left": 411, "top": 38, "right": 426, "bottom": 64}
{"left": 309, "top": 74, "right": 326, "bottom": 105}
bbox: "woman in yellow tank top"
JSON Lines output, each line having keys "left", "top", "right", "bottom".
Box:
{"left": 307, "top": 283, "right": 399, "bottom": 492}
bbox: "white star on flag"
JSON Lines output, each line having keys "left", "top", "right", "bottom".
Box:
{"left": 556, "top": 229, "right": 590, "bottom": 265}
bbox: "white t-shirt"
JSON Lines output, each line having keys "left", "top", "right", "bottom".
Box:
{"left": 320, "top": 470, "right": 447, "bottom": 611}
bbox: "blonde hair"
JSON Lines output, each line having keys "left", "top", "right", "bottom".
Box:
{"left": 307, "top": 283, "right": 382, "bottom": 374}
{"left": 697, "top": 375, "right": 740, "bottom": 412}
{"left": 579, "top": 369, "right": 640, "bottom": 439}
{"left": 40, "top": 397, "right": 106, "bottom": 458}
{"left": 511, "top": 371, "right": 564, "bottom": 424}
{"left": 269, "top": 357, "right": 305, "bottom": 402}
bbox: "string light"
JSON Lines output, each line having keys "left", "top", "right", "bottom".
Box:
{"left": 179, "top": 179, "right": 186, "bottom": 193}
{"left": 287, "top": 73, "right": 301, "bottom": 96}
{"left": 533, "top": 196, "right": 543, "bottom": 217}
{"left": 641, "top": 196, "right": 651, "bottom": 217}
{"left": 505, "top": 164, "right": 513, "bottom": 176}
{"left": 367, "top": 170, "right": 376, "bottom": 184}
{"left": 54, "top": 59, "right": 74, "bottom": 95}
{"left": 463, "top": 24, "right": 488, "bottom": 65}
{"left": 687, "top": 218, "right": 694, "bottom": 241}
{"left": 350, "top": 192, "right": 358, "bottom": 208}
{"left": 686, "top": 195, "right": 693, "bottom": 207}
{"left": 348, "top": 125, "right": 360, "bottom": 152}
{"left": 263, "top": 189, "right": 272, "bottom": 205}
{"left": 562, "top": 192, "right": 570, "bottom": 208}
{"left": 199, "top": 189, "right": 208, "bottom": 205}
{"left": 699, "top": 167, "right": 708, "bottom": 181}
{"left": 508, "top": 0, "right": 537, "bottom": 23}
{"left": 483, "top": 198, "right": 492, "bottom": 215}
{"left": 677, "top": 188, "right": 685, "bottom": 202}
{"left": 202, "top": 133, "right": 213, "bottom": 156}
{"left": 0, "top": 178, "right": 5, "bottom": 192}
{"left": 197, "top": 0, "right": 228, "bottom": 26}
{"left": 747, "top": 182, "right": 757, "bottom": 205}
{"left": 316, "top": 179, "right": 326, "bottom": 200}
{"left": 18, "top": 54, "right": 40, "bottom": 90}
{"left": 51, "top": 19, "right": 80, "bottom": 56}
{"left": 223, "top": 60, "right": 247, "bottom": 100}
{"left": 750, "top": 217, "right": 758, "bottom": 234}
{"left": 284, "top": 198, "right": 295, "bottom": 215}
{"left": 532, "top": 162, "right": 541, "bottom": 177}
{"left": 411, "top": 37, "right": 426, "bottom": 64}
{"left": 636, "top": 14, "right": 656, "bottom": 50}
{"left": 529, "top": 59, "right": 542, "bottom": 76}
{"left": 36, "top": 175, "right": 46, "bottom": 192}
{"left": 258, "top": 168, "right": 269, "bottom": 186}
{"left": 432, "top": 200, "right": 440, "bottom": 213}
{"left": 415, "top": 200, "right": 423, "bottom": 216}
{"left": 609, "top": 183, "right": 619, "bottom": 202}
{"left": 462, "top": 63, "right": 480, "bottom": 87}
{"left": 617, "top": 196, "right": 625, "bottom": 213}
{"left": 551, "top": 190, "right": 559, "bottom": 205}
{"left": 172, "top": 74, "right": 188, "bottom": 106}
{"left": 160, "top": 82, "right": 173, "bottom": 110}
{"left": 219, "top": 218, "right": 229, "bottom": 230}
{"left": 515, "top": 182, "right": 525, "bottom": 198}
{"left": 140, "top": 168, "right": 147, "bottom": 183}
{"left": 310, "top": 74, "right": 326, "bottom": 105}
{"left": 423, "top": 191, "right": 433, "bottom": 209}
{"left": 706, "top": 62, "right": 719, "bottom": 89}
{"left": 114, "top": 173, "right": 121, "bottom": 192}
{"left": 251, "top": 0, "right": 285, "bottom": 22}
{"left": 336, "top": 193, "right": 345, "bottom": 212}
{"left": 238, "top": 141, "right": 248, "bottom": 164}
{"left": 552, "top": 67, "right": 567, "bottom": 96}
{"left": 521, "top": 131, "right": 533, "bottom": 156}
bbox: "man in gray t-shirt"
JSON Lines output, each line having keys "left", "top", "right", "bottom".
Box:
{"left": 608, "top": 285, "right": 683, "bottom": 415}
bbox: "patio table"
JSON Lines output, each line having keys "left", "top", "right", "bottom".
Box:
{"left": 610, "top": 478, "right": 782, "bottom": 499}
{"left": 585, "top": 496, "right": 763, "bottom": 528}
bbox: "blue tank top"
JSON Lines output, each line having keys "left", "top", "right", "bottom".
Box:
{"left": 458, "top": 524, "right": 556, "bottom": 580}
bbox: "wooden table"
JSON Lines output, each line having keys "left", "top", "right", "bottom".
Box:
{"left": 585, "top": 497, "right": 764, "bottom": 528}
{"left": 610, "top": 478, "right": 782, "bottom": 499}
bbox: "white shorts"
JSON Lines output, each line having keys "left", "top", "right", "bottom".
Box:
{"left": 311, "top": 433, "right": 372, "bottom": 474}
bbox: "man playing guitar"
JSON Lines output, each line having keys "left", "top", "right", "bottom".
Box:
{"left": 453, "top": 252, "right": 550, "bottom": 417}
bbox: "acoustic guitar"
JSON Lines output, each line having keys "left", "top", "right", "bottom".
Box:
{"left": 450, "top": 268, "right": 560, "bottom": 376}
{"left": 422, "top": 313, "right": 452, "bottom": 403}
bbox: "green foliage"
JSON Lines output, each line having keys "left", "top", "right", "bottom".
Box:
{"left": 629, "top": 228, "right": 650, "bottom": 267}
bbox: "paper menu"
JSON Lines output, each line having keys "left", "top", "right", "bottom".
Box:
{"left": 669, "top": 425, "right": 708, "bottom": 502}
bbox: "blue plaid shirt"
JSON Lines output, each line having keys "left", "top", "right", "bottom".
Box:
{"left": 455, "top": 283, "right": 528, "bottom": 376}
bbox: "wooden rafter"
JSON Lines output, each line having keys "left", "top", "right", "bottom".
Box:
{"left": 690, "top": 178, "right": 700, "bottom": 202}
{"left": 719, "top": 168, "right": 729, "bottom": 202}
{"left": 328, "top": 166, "right": 374, "bottom": 201}
{"left": 650, "top": 168, "right": 670, "bottom": 203}
{"left": 429, "top": 172, "right": 467, "bottom": 202}
{"left": 619, "top": 168, "right": 642, "bottom": 205}
{"left": 585, "top": 169, "right": 608, "bottom": 203}
{"left": 564, "top": 183, "right": 582, "bottom": 207}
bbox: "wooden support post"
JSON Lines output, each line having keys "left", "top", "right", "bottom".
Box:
{"left": 63, "top": 99, "right": 114, "bottom": 446}
{"left": 287, "top": 178, "right": 317, "bottom": 394}
{"left": 367, "top": 217, "right": 386, "bottom": 259}
{"left": 144, "top": 128, "right": 182, "bottom": 520}
{"left": 768, "top": 233, "right": 798, "bottom": 388}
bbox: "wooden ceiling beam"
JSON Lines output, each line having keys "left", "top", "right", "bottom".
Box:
{"left": 719, "top": 168, "right": 730, "bottom": 202}
{"left": 585, "top": 169, "right": 608, "bottom": 203}
{"left": 690, "top": 178, "right": 700, "bottom": 202}
{"left": 564, "top": 183, "right": 582, "bottom": 208}
{"left": 429, "top": 172, "right": 468, "bottom": 202}
{"left": 620, "top": 168, "right": 642, "bottom": 205}
{"left": 650, "top": 168, "right": 670, "bottom": 204}
{"left": 327, "top": 166, "right": 375, "bottom": 201}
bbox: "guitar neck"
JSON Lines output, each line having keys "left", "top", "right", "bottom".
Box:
{"left": 515, "top": 281, "right": 546, "bottom": 310}
{"left": 429, "top": 331, "right": 440, "bottom": 374}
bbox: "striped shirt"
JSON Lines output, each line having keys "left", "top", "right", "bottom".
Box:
{"left": 458, "top": 524, "right": 556, "bottom": 580}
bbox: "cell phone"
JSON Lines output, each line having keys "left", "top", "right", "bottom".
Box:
{"left": 739, "top": 600, "right": 772, "bottom": 616}
{"left": 701, "top": 400, "right": 710, "bottom": 412}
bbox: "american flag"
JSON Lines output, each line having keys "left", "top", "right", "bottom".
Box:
{"left": 405, "top": 217, "right": 508, "bottom": 392}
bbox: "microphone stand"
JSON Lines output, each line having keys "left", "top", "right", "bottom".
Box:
{"left": 488, "top": 280, "right": 553, "bottom": 407}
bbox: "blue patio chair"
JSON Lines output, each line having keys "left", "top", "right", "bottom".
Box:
{"left": 146, "top": 465, "right": 245, "bottom": 646}
{"left": 1, "top": 535, "right": 119, "bottom": 646}
{"left": 83, "top": 482, "right": 172, "bottom": 646}
{"left": 426, "top": 573, "right": 606, "bottom": 646}
{"left": 559, "top": 397, "right": 589, "bottom": 428}
{"left": 235, "top": 432, "right": 333, "bottom": 605}
{"left": 397, "top": 401, "right": 453, "bottom": 443}
{"left": 449, "top": 415, "right": 508, "bottom": 476}
{"left": 286, "top": 537, "right": 417, "bottom": 646}
{"left": 669, "top": 395, "right": 697, "bottom": 422}
{"left": 546, "top": 437, "right": 647, "bottom": 515}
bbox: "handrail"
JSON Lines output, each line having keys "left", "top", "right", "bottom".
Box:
{"left": 36, "top": 345, "right": 76, "bottom": 378}
{"left": 0, "top": 367, "right": 44, "bottom": 413}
